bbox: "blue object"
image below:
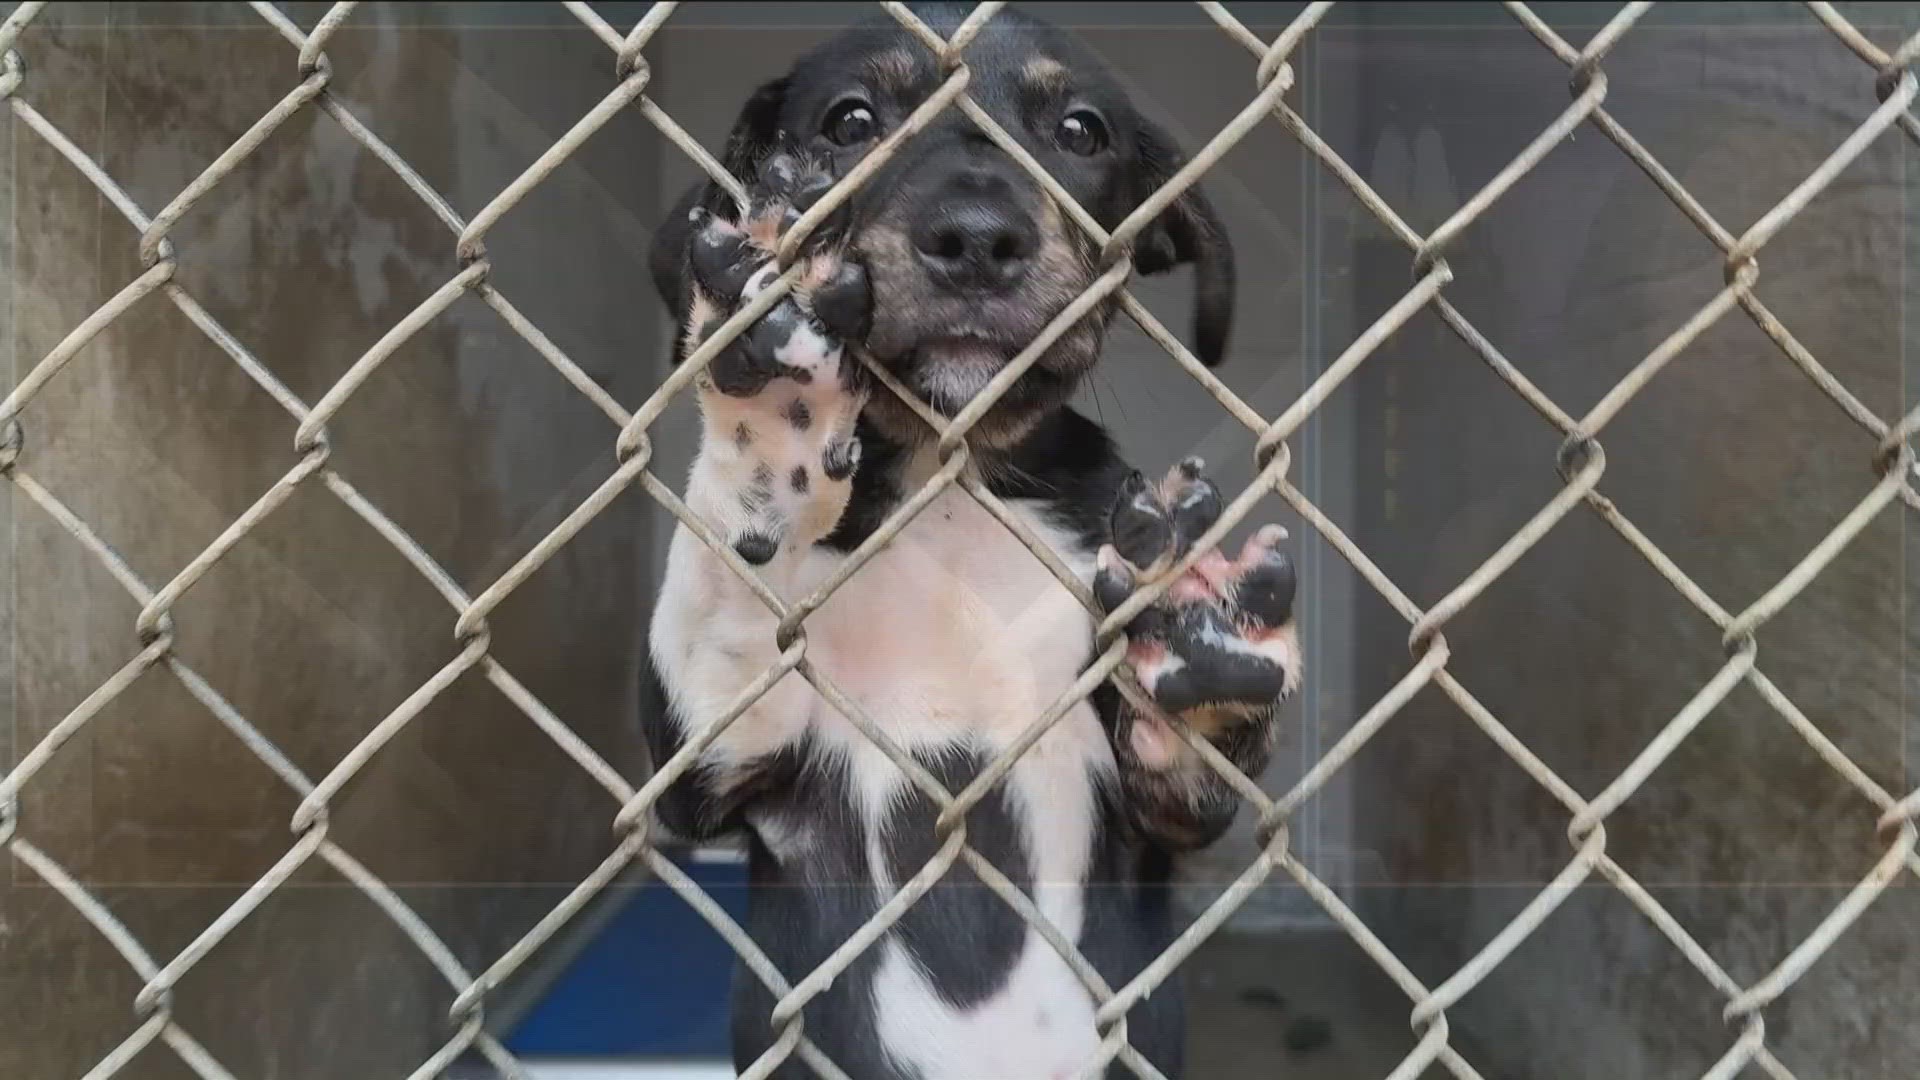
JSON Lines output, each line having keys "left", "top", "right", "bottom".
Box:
{"left": 504, "top": 854, "right": 750, "bottom": 1057}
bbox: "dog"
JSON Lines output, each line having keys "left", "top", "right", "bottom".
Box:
{"left": 642, "top": 5, "right": 1300, "bottom": 1077}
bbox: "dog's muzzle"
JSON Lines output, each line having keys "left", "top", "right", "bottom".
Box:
{"left": 848, "top": 145, "right": 1101, "bottom": 434}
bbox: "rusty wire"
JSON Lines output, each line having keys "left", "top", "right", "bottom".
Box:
{"left": 3, "top": 2, "right": 1919, "bottom": 1078}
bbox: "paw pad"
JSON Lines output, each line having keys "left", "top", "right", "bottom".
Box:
{"left": 685, "top": 151, "right": 870, "bottom": 399}
{"left": 1095, "top": 460, "right": 1299, "bottom": 718}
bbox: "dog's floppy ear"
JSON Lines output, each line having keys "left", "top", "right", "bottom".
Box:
{"left": 1129, "top": 120, "right": 1236, "bottom": 367}
{"left": 648, "top": 76, "right": 792, "bottom": 318}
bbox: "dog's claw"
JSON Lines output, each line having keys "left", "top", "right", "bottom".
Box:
{"left": 1168, "top": 473, "right": 1221, "bottom": 556}
{"left": 1110, "top": 471, "right": 1173, "bottom": 571}
{"left": 690, "top": 216, "right": 757, "bottom": 302}
{"left": 1233, "top": 527, "right": 1296, "bottom": 628}
{"left": 1094, "top": 546, "right": 1138, "bottom": 614}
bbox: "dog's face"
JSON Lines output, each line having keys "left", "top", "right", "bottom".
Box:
{"left": 657, "top": 4, "right": 1236, "bottom": 447}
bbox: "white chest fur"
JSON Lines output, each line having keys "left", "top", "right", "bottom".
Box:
{"left": 655, "top": 485, "right": 1114, "bottom": 810}
{"left": 802, "top": 489, "right": 1111, "bottom": 1079}
{"left": 651, "top": 485, "right": 1115, "bottom": 1076}
{"left": 795, "top": 489, "right": 1106, "bottom": 763}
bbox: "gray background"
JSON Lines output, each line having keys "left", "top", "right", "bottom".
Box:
{"left": 1, "top": 2, "right": 1914, "bottom": 1077}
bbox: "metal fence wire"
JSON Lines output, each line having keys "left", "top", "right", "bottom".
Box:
{"left": 3, "top": 1, "right": 1918, "bottom": 1077}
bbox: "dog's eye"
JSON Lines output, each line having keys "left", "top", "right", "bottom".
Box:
{"left": 1055, "top": 110, "right": 1109, "bottom": 156}
{"left": 822, "top": 99, "right": 878, "bottom": 146}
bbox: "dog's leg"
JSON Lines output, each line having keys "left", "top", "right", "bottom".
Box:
{"left": 679, "top": 149, "right": 871, "bottom": 567}
{"left": 646, "top": 151, "right": 871, "bottom": 840}
{"left": 1092, "top": 459, "right": 1300, "bottom": 851}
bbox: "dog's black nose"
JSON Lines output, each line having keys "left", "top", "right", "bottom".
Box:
{"left": 913, "top": 201, "right": 1035, "bottom": 292}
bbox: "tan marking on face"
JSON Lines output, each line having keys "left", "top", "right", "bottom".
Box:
{"left": 1028, "top": 195, "right": 1093, "bottom": 315}
{"left": 865, "top": 48, "right": 919, "bottom": 93}
{"left": 1022, "top": 55, "right": 1070, "bottom": 95}
{"left": 854, "top": 222, "right": 917, "bottom": 281}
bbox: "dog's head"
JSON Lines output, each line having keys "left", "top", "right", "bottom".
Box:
{"left": 653, "top": 3, "right": 1235, "bottom": 447}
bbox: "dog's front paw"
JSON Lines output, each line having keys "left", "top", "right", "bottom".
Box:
{"left": 683, "top": 149, "right": 872, "bottom": 564}
{"left": 1094, "top": 459, "right": 1299, "bottom": 744}
{"left": 684, "top": 149, "right": 871, "bottom": 395}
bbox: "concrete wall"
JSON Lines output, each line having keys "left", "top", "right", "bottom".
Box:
{"left": 3, "top": 3, "right": 660, "bottom": 1074}
{"left": 1341, "top": 5, "right": 1920, "bottom": 1076}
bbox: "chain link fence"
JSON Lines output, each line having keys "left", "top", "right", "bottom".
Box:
{"left": 3, "top": 1, "right": 1917, "bottom": 1077}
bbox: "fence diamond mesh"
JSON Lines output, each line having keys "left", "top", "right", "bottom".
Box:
{"left": 3, "top": 2, "right": 1918, "bottom": 1078}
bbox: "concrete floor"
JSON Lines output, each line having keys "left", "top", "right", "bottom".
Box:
{"left": 1182, "top": 930, "right": 1422, "bottom": 1079}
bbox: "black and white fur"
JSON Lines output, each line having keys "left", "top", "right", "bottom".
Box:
{"left": 643, "top": 7, "right": 1300, "bottom": 1077}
